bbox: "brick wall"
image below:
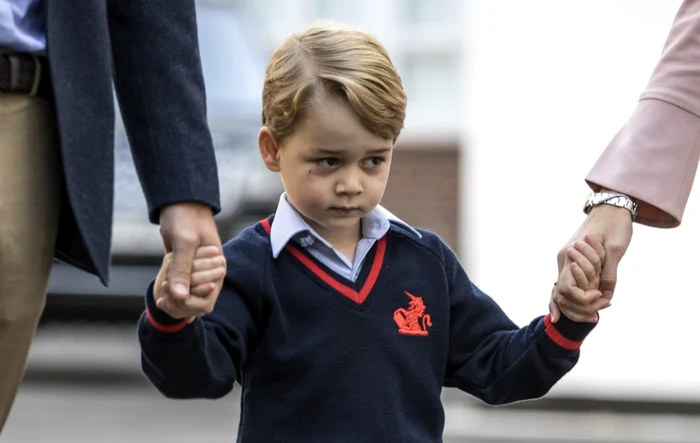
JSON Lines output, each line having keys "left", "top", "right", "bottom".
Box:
{"left": 382, "top": 141, "right": 460, "bottom": 250}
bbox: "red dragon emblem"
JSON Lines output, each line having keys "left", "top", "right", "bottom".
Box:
{"left": 393, "top": 290, "right": 432, "bottom": 336}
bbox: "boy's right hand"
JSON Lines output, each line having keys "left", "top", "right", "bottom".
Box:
{"left": 153, "top": 245, "right": 226, "bottom": 322}
{"left": 550, "top": 234, "right": 611, "bottom": 323}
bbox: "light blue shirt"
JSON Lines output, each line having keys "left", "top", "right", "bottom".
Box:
{"left": 0, "top": 0, "right": 46, "bottom": 54}
{"left": 270, "top": 193, "right": 422, "bottom": 282}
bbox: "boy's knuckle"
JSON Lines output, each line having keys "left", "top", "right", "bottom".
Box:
{"left": 202, "top": 300, "right": 215, "bottom": 314}
{"left": 572, "top": 293, "right": 587, "bottom": 304}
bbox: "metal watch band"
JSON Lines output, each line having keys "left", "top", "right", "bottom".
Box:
{"left": 583, "top": 192, "right": 638, "bottom": 221}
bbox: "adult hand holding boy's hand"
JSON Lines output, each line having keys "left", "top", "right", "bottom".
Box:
{"left": 154, "top": 246, "right": 226, "bottom": 322}
{"left": 550, "top": 233, "right": 610, "bottom": 323}
{"left": 157, "top": 202, "right": 225, "bottom": 322}
{"left": 551, "top": 202, "right": 632, "bottom": 323}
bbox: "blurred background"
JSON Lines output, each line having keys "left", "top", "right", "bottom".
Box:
{"left": 4, "top": 0, "right": 700, "bottom": 442}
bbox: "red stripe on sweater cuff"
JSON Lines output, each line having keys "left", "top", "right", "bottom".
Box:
{"left": 543, "top": 314, "right": 583, "bottom": 351}
{"left": 146, "top": 309, "right": 188, "bottom": 333}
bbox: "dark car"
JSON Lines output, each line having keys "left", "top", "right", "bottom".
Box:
{"left": 45, "top": 0, "right": 282, "bottom": 319}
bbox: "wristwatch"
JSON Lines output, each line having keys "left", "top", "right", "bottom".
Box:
{"left": 583, "top": 192, "right": 638, "bottom": 221}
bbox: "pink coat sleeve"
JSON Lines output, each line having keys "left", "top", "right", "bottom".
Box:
{"left": 586, "top": 0, "right": 700, "bottom": 228}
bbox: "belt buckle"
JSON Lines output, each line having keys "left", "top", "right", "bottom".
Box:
{"left": 6, "top": 53, "right": 42, "bottom": 96}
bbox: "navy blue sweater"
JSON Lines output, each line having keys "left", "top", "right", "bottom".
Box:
{"left": 139, "top": 217, "right": 596, "bottom": 442}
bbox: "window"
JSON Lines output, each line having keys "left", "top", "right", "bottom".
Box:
{"left": 402, "top": 0, "right": 459, "bottom": 26}
{"left": 309, "top": 0, "right": 367, "bottom": 24}
{"left": 401, "top": 54, "right": 460, "bottom": 119}
{"left": 195, "top": 3, "right": 265, "bottom": 106}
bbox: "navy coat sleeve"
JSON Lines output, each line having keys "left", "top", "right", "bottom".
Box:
{"left": 107, "top": 0, "right": 221, "bottom": 223}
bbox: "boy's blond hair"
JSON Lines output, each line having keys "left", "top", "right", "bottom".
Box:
{"left": 262, "top": 21, "right": 406, "bottom": 142}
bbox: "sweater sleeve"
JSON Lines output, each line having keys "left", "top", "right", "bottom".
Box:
{"left": 137, "top": 249, "right": 265, "bottom": 399}
{"left": 441, "top": 243, "right": 596, "bottom": 406}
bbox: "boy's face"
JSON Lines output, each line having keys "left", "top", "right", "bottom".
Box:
{"left": 259, "top": 95, "right": 394, "bottom": 242}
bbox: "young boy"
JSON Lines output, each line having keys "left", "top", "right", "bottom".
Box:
{"left": 138, "top": 21, "right": 608, "bottom": 442}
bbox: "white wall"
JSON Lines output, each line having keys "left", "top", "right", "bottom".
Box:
{"left": 460, "top": 0, "right": 700, "bottom": 401}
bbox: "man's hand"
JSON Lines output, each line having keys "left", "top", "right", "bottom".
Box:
{"left": 551, "top": 201, "right": 633, "bottom": 323}
{"left": 159, "top": 202, "right": 224, "bottom": 317}
{"left": 154, "top": 245, "right": 226, "bottom": 320}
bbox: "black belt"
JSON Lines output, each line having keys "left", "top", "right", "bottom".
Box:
{"left": 0, "top": 52, "right": 50, "bottom": 97}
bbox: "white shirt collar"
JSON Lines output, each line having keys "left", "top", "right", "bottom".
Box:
{"left": 269, "top": 193, "right": 421, "bottom": 258}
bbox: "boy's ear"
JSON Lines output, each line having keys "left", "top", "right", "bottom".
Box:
{"left": 258, "top": 126, "right": 281, "bottom": 172}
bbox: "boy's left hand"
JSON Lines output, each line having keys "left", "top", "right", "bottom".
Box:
{"left": 550, "top": 234, "right": 611, "bottom": 323}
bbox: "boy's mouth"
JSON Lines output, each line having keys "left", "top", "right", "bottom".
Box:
{"left": 329, "top": 206, "right": 359, "bottom": 215}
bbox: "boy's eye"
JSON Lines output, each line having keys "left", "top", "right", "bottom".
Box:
{"left": 317, "top": 158, "right": 340, "bottom": 167}
{"left": 363, "top": 157, "right": 385, "bottom": 167}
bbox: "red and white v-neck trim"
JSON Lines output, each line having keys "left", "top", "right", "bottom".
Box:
{"left": 260, "top": 218, "right": 386, "bottom": 304}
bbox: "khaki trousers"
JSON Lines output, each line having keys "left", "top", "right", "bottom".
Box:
{"left": 0, "top": 94, "right": 61, "bottom": 432}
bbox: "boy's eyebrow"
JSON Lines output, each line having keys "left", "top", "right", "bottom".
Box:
{"left": 312, "top": 146, "right": 392, "bottom": 155}
{"left": 366, "top": 147, "right": 392, "bottom": 154}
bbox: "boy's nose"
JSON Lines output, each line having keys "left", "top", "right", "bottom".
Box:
{"left": 335, "top": 174, "right": 362, "bottom": 195}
